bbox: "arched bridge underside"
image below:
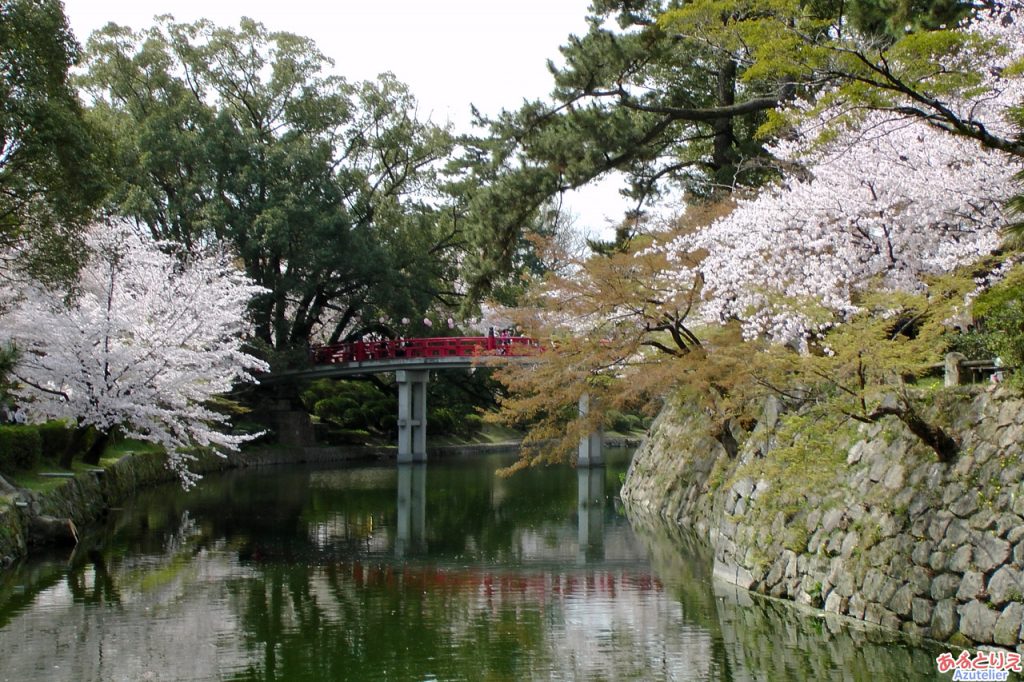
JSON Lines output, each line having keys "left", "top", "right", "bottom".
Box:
{"left": 260, "top": 337, "right": 603, "bottom": 466}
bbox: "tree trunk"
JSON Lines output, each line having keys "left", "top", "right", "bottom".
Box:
{"left": 711, "top": 58, "right": 739, "bottom": 187}
{"left": 81, "top": 431, "right": 110, "bottom": 466}
{"left": 896, "top": 409, "right": 960, "bottom": 463}
{"left": 868, "top": 402, "right": 959, "bottom": 463}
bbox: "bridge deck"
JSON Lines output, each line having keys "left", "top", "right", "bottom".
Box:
{"left": 261, "top": 336, "right": 539, "bottom": 383}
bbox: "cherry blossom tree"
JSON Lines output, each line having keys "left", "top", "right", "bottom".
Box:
{"left": 3, "top": 222, "right": 268, "bottom": 486}
{"left": 653, "top": 6, "right": 1024, "bottom": 347}
{"left": 672, "top": 112, "right": 1017, "bottom": 347}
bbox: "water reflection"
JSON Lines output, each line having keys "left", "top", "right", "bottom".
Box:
{"left": 0, "top": 454, "right": 947, "bottom": 681}
{"left": 395, "top": 464, "right": 427, "bottom": 557}
{"left": 578, "top": 466, "right": 605, "bottom": 564}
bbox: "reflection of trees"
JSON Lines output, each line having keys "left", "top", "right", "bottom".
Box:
{"left": 228, "top": 561, "right": 715, "bottom": 682}
{"left": 66, "top": 550, "right": 121, "bottom": 606}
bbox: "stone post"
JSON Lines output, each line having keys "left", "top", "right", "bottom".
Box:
{"left": 944, "top": 352, "right": 968, "bottom": 387}
{"left": 577, "top": 392, "right": 604, "bottom": 467}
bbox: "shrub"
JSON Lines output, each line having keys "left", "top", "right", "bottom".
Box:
{"left": 38, "top": 420, "right": 73, "bottom": 462}
{"left": 0, "top": 425, "right": 42, "bottom": 472}
{"left": 604, "top": 410, "right": 644, "bottom": 433}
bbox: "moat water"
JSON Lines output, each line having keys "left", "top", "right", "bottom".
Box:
{"left": 0, "top": 451, "right": 947, "bottom": 680}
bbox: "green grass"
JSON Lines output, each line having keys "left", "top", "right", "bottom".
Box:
{"left": 426, "top": 422, "right": 524, "bottom": 447}
{"left": 3, "top": 438, "right": 164, "bottom": 494}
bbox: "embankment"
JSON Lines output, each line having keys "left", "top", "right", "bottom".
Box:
{"left": 0, "top": 444, "right": 377, "bottom": 568}
{"left": 622, "top": 386, "right": 1024, "bottom": 649}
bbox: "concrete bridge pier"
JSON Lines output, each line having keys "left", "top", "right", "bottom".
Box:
{"left": 397, "top": 369, "right": 429, "bottom": 463}
{"left": 577, "top": 393, "right": 604, "bottom": 467}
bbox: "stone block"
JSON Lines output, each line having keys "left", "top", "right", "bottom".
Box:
{"left": 910, "top": 514, "right": 930, "bottom": 539}
{"left": 841, "top": 531, "right": 860, "bottom": 560}
{"left": 912, "top": 597, "right": 934, "bottom": 626}
{"left": 931, "top": 599, "right": 958, "bottom": 641}
{"left": 998, "top": 401, "right": 1019, "bottom": 428}
{"left": 959, "top": 599, "right": 999, "bottom": 644}
{"left": 958, "top": 571, "right": 986, "bottom": 602}
{"left": 824, "top": 590, "right": 848, "bottom": 614}
{"left": 948, "top": 545, "right": 973, "bottom": 574}
{"left": 932, "top": 573, "right": 962, "bottom": 601}
{"left": 929, "top": 511, "right": 954, "bottom": 543}
{"left": 969, "top": 509, "right": 996, "bottom": 532}
{"left": 821, "top": 507, "right": 845, "bottom": 535}
{"left": 995, "top": 512, "right": 1019, "bottom": 540}
{"left": 912, "top": 540, "right": 934, "bottom": 566}
{"left": 806, "top": 508, "right": 822, "bottom": 532}
{"left": 848, "top": 593, "right": 866, "bottom": 620}
{"left": 889, "top": 584, "right": 914, "bottom": 617}
{"left": 998, "top": 424, "right": 1023, "bottom": 450}
{"left": 901, "top": 622, "right": 928, "bottom": 639}
{"left": 994, "top": 603, "right": 1024, "bottom": 647}
{"left": 847, "top": 440, "right": 866, "bottom": 465}
{"left": 987, "top": 566, "right": 1024, "bottom": 606}
{"left": 944, "top": 518, "right": 971, "bottom": 546}
{"left": 910, "top": 566, "right": 933, "bottom": 596}
{"left": 731, "top": 477, "right": 755, "bottom": 499}
{"left": 883, "top": 464, "right": 906, "bottom": 490}
{"left": 951, "top": 491, "right": 981, "bottom": 519}
{"left": 972, "top": 532, "right": 1011, "bottom": 573}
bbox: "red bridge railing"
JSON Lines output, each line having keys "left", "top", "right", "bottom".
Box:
{"left": 312, "top": 336, "right": 538, "bottom": 365}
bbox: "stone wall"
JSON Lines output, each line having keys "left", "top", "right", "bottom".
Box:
{"left": 621, "top": 386, "right": 1024, "bottom": 649}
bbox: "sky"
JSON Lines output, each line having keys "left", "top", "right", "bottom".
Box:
{"left": 61, "top": 0, "right": 631, "bottom": 239}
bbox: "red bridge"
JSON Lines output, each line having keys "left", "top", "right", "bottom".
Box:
{"left": 266, "top": 336, "right": 548, "bottom": 464}
{"left": 312, "top": 335, "right": 538, "bottom": 365}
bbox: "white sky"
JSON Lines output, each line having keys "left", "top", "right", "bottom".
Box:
{"left": 61, "top": 0, "right": 631, "bottom": 239}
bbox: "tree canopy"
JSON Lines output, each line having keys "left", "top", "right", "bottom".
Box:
{"left": 455, "top": 0, "right": 1024, "bottom": 297}
{"left": 0, "top": 0, "right": 107, "bottom": 289}
{"left": 81, "top": 17, "right": 461, "bottom": 356}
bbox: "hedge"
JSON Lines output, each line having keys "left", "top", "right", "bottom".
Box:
{"left": 38, "top": 420, "right": 73, "bottom": 462}
{"left": 0, "top": 425, "right": 42, "bottom": 472}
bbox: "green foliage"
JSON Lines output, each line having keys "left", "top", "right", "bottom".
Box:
{"left": 456, "top": 0, "right": 1021, "bottom": 298}
{"left": 302, "top": 380, "right": 396, "bottom": 439}
{"left": 82, "top": 17, "right": 458, "bottom": 354}
{"left": 722, "top": 408, "right": 853, "bottom": 540}
{"left": 604, "top": 409, "right": 646, "bottom": 433}
{"left": 301, "top": 370, "right": 499, "bottom": 444}
{"left": 37, "top": 419, "right": 72, "bottom": 462}
{"left": 429, "top": 407, "right": 484, "bottom": 439}
{"left": 1006, "top": 106, "right": 1024, "bottom": 237}
{"left": 0, "top": 0, "right": 108, "bottom": 287}
{"left": 967, "top": 264, "right": 1024, "bottom": 385}
{"left": 0, "top": 424, "right": 41, "bottom": 471}
{"left": 0, "top": 344, "right": 16, "bottom": 411}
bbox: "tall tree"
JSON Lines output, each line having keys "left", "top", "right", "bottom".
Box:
{"left": 455, "top": 0, "right": 789, "bottom": 296}
{"left": 0, "top": 0, "right": 107, "bottom": 289}
{"left": 81, "top": 18, "right": 459, "bottom": 357}
{"left": 458, "top": 0, "right": 1023, "bottom": 297}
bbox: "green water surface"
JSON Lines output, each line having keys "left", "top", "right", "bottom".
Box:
{"left": 0, "top": 451, "right": 947, "bottom": 681}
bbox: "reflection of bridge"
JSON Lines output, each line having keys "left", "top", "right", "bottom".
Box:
{"left": 397, "top": 464, "right": 610, "bottom": 564}
{"left": 265, "top": 336, "right": 604, "bottom": 466}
